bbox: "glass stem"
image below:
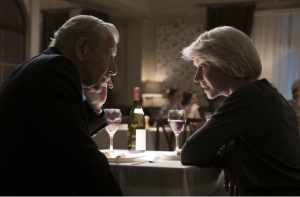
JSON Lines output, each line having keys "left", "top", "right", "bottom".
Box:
{"left": 175, "top": 134, "right": 179, "bottom": 151}
{"left": 109, "top": 135, "right": 114, "bottom": 153}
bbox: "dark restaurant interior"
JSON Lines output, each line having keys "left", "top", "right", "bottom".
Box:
{"left": 1, "top": 0, "right": 300, "bottom": 196}
{"left": 1, "top": 0, "right": 300, "bottom": 117}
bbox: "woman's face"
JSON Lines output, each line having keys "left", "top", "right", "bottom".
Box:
{"left": 193, "top": 59, "right": 232, "bottom": 99}
{"left": 190, "top": 93, "right": 197, "bottom": 104}
{"left": 170, "top": 90, "right": 183, "bottom": 105}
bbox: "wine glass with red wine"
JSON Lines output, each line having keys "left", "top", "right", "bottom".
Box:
{"left": 104, "top": 109, "right": 122, "bottom": 154}
{"left": 168, "top": 110, "right": 186, "bottom": 152}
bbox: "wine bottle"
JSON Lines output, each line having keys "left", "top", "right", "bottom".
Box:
{"left": 127, "top": 87, "right": 146, "bottom": 152}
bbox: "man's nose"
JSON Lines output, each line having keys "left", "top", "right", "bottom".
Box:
{"left": 109, "top": 60, "right": 117, "bottom": 76}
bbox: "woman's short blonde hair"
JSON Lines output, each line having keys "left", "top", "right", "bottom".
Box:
{"left": 181, "top": 26, "right": 262, "bottom": 79}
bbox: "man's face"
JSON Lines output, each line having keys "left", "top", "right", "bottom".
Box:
{"left": 81, "top": 32, "right": 117, "bottom": 93}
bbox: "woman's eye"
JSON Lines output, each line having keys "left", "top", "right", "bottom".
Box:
{"left": 200, "top": 63, "right": 206, "bottom": 68}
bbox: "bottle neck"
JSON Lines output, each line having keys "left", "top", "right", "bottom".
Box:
{"left": 132, "top": 99, "right": 142, "bottom": 108}
{"left": 133, "top": 88, "right": 142, "bottom": 108}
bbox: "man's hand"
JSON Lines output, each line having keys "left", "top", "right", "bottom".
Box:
{"left": 84, "top": 80, "right": 114, "bottom": 112}
{"left": 223, "top": 167, "right": 239, "bottom": 196}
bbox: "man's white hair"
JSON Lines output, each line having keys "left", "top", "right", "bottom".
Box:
{"left": 49, "top": 15, "right": 119, "bottom": 51}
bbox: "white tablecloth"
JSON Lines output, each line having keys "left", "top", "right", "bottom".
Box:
{"left": 103, "top": 150, "right": 227, "bottom": 196}
{"left": 93, "top": 124, "right": 191, "bottom": 151}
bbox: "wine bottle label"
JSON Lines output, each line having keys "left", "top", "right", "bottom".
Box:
{"left": 136, "top": 129, "right": 146, "bottom": 150}
{"left": 134, "top": 108, "right": 144, "bottom": 115}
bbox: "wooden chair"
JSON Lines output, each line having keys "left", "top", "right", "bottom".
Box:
{"left": 188, "top": 120, "right": 206, "bottom": 134}
{"left": 121, "top": 116, "right": 129, "bottom": 124}
{"left": 155, "top": 118, "right": 206, "bottom": 151}
{"left": 155, "top": 118, "right": 174, "bottom": 151}
{"left": 182, "top": 118, "right": 206, "bottom": 143}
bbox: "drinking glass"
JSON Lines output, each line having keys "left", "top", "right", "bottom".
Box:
{"left": 168, "top": 110, "right": 186, "bottom": 151}
{"left": 104, "top": 109, "right": 122, "bottom": 154}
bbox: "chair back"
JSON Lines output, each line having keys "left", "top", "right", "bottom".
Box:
{"left": 188, "top": 120, "right": 206, "bottom": 134}
{"left": 121, "top": 116, "right": 129, "bottom": 124}
{"left": 182, "top": 118, "right": 206, "bottom": 143}
{"left": 155, "top": 118, "right": 206, "bottom": 151}
{"left": 155, "top": 118, "right": 174, "bottom": 151}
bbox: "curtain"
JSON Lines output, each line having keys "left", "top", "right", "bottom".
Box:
{"left": 207, "top": 3, "right": 255, "bottom": 36}
{"left": 251, "top": 9, "right": 300, "bottom": 100}
{"left": 0, "top": 0, "right": 26, "bottom": 84}
{"left": 205, "top": 3, "right": 256, "bottom": 112}
{"left": 81, "top": 9, "right": 109, "bottom": 22}
{"left": 41, "top": 11, "right": 69, "bottom": 51}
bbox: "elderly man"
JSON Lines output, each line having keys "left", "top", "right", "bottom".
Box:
{"left": 0, "top": 15, "right": 122, "bottom": 195}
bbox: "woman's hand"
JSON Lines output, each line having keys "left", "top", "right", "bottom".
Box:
{"left": 223, "top": 167, "right": 239, "bottom": 196}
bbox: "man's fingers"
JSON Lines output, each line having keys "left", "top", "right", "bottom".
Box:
{"left": 107, "top": 80, "right": 113, "bottom": 89}
{"left": 102, "top": 87, "right": 106, "bottom": 92}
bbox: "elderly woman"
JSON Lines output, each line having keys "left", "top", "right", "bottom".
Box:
{"left": 180, "top": 26, "right": 300, "bottom": 196}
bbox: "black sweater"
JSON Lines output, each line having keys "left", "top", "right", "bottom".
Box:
{"left": 181, "top": 79, "right": 300, "bottom": 195}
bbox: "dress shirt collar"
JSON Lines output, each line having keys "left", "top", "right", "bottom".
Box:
{"left": 42, "top": 47, "right": 64, "bottom": 56}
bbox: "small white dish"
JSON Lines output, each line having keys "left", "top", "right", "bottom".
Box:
{"left": 100, "top": 149, "right": 146, "bottom": 163}
{"left": 158, "top": 152, "right": 181, "bottom": 160}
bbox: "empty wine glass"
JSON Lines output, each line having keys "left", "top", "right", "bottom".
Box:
{"left": 168, "top": 110, "right": 186, "bottom": 152}
{"left": 104, "top": 109, "right": 122, "bottom": 154}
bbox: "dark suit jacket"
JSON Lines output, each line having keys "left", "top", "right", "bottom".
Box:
{"left": 0, "top": 47, "right": 123, "bottom": 195}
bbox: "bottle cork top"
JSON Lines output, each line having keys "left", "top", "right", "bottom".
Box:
{"left": 133, "top": 87, "right": 140, "bottom": 100}
{"left": 134, "top": 87, "right": 140, "bottom": 93}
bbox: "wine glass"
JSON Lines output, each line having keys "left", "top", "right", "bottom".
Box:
{"left": 104, "top": 109, "right": 122, "bottom": 154}
{"left": 168, "top": 110, "right": 186, "bottom": 152}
